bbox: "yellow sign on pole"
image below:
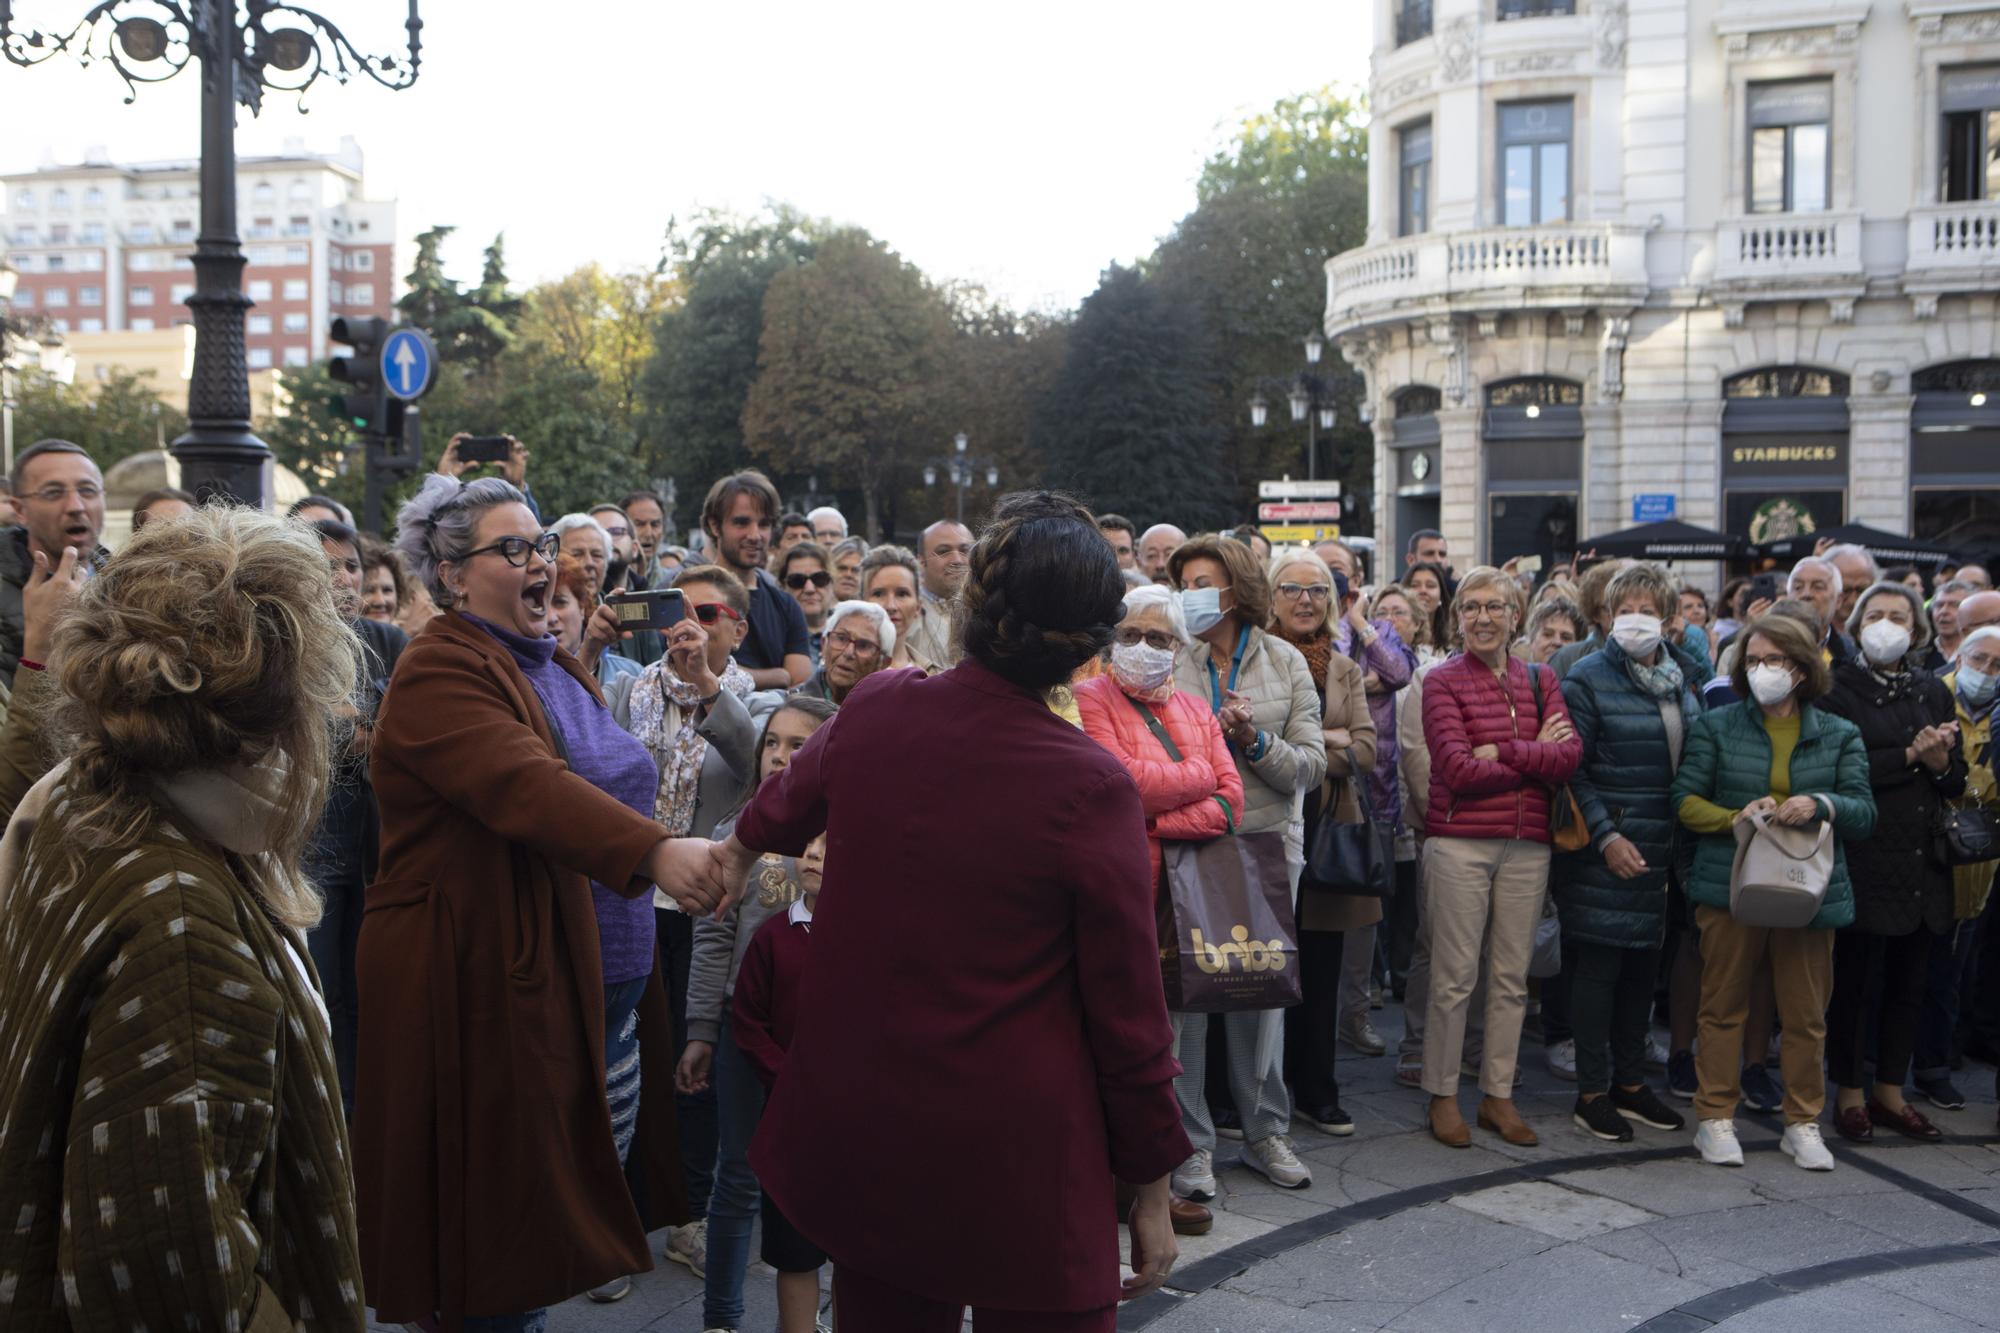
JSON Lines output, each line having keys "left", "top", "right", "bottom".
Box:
{"left": 1261, "top": 524, "right": 1340, "bottom": 545}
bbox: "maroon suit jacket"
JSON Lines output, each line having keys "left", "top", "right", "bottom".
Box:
{"left": 738, "top": 659, "right": 1191, "bottom": 1313}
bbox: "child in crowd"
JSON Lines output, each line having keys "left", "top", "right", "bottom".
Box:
{"left": 677, "top": 697, "right": 838, "bottom": 1331}
{"left": 735, "top": 832, "right": 829, "bottom": 1333}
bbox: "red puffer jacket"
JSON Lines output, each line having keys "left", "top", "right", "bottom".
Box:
{"left": 1421, "top": 652, "right": 1583, "bottom": 843}
{"left": 1076, "top": 674, "right": 1247, "bottom": 884}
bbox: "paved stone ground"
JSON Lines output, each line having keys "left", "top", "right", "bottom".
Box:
{"left": 383, "top": 1003, "right": 2000, "bottom": 1333}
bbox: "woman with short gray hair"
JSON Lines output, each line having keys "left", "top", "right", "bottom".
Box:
{"left": 358, "top": 473, "right": 723, "bottom": 1324}
{"left": 796, "top": 600, "right": 896, "bottom": 705}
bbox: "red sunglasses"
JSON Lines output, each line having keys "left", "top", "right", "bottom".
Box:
{"left": 691, "top": 601, "right": 743, "bottom": 625}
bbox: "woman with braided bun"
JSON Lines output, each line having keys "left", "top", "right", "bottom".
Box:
{"left": 699, "top": 491, "right": 1189, "bottom": 1331}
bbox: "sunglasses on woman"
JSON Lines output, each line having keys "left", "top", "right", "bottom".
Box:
{"left": 785, "top": 571, "right": 833, "bottom": 590}
{"left": 690, "top": 601, "right": 743, "bottom": 626}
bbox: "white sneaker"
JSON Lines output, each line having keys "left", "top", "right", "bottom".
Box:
{"left": 1340, "top": 1016, "right": 1387, "bottom": 1055}
{"left": 1645, "top": 1031, "right": 1671, "bottom": 1070}
{"left": 664, "top": 1218, "right": 707, "bottom": 1277}
{"left": 1781, "top": 1121, "right": 1836, "bottom": 1171}
{"left": 1243, "top": 1135, "right": 1312, "bottom": 1190}
{"left": 1546, "top": 1038, "right": 1577, "bottom": 1081}
{"left": 1694, "top": 1118, "right": 1745, "bottom": 1167}
{"left": 585, "top": 1275, "right": 632, "bottom": 1303}
{"left": 1172, "top": 1148, "right": 1217, "bottom": 1201}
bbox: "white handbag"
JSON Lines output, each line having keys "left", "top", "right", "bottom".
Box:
{"left": 1729, "top": 808, "right": 1834, "bottom": 928}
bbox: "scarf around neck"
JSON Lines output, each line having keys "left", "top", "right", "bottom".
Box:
{"left": 627, "top": 659, "right": 756, "bottom": 836}
{"left": 1625, "top": 651, "right": 1685, "bottom": 700}
{"left": 1278, "top": 625, "right": 1334, "bottom": 693}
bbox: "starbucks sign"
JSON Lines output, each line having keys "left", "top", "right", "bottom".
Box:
{"left": 1747, "top": 497, "right": 1819, "bottom": 546}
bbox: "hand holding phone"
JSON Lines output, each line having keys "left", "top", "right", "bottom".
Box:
{"left": 605, "top": 587, "right": 687, "bottom": 632}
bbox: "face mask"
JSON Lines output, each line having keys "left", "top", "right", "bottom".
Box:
{"left": 1610, "top": 613, "right": 1663, "bottom": 659}
{"left": 1179, "top": 587, "right": 1226, "bottom": 637}
{"left": 1858, "top": 619, "right": 1912, "bottom": 667}
{"left": 1748, "top": 664, "right": 1796, "bottom": 707}
{"left": 1958, "top": 664, "right": 1999, "bottom": 708}
{"left": 1110, "top": 641, "right": 1176, "bottom": 693}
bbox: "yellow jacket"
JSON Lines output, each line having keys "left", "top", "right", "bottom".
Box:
{"left": 1946, "top": 669, "right": 1998, "bottom": 920}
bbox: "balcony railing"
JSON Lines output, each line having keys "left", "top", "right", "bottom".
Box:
{"left": 1326, "top": 223, "right": 1649, "bottom": 328}
{"left": 1497, "top": 0, "right": 1574, "bottom": 18}
{"left": 1907, "top": 201, "right": 2000, "bottom": 278}
{"left": 1396, "top": 0, "right": 1433, "bottom": 45}
{"left": 1713, "top": 211, "right": 1862, "bottom": 286}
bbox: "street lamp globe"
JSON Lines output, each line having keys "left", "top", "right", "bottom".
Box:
{"left": 1304, "top": 331, "right": 1325, "bottom": 365}
{"left": 261, "top": 26, "right": 317, "bottom": 72}
{"left": 1317, "top": 405, "right": 1337, "bottom": 431}
{"left": 954, "top": 431, "right": 968, "bottom": 454}
{"left": 115, "top": 17, "right": 170, "bottom": 63}
{"left": 985, "top": 465, "right": 999, "bottom": 487}
{"left": 1288, "top": 385, "right": 1309, "bottom": 423}
{"left": 1249, "top": 393, "right": 1269, "bottom": 428}
{"left": 923, "top": 465, "right": 938, "bottom": 487}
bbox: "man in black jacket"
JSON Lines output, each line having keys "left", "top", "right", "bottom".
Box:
{"left": 0, "top": 440, "right": 110, "bottom": 687}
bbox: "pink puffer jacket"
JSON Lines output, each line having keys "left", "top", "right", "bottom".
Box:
{"left": 1076, "top": 674, "right": 1246, "bottom": 884}
{"left": 1421, "top": 653, "right": 1582, "bottom": 843}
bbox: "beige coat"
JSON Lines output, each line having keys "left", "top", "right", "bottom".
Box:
{"left": 1174, "top": 625, "right": 1328, "bottom": 834}
{"left": 1303, "top": 651, "right": 1384, "bottom": 932}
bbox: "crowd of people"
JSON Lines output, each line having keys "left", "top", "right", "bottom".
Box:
{"left": 2, "top": 426, "right": 2000, "bottom": 1333}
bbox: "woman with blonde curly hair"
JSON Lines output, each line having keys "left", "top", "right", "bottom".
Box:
{"left": 0, "top": 507, "right": 368, "bottom": 1331}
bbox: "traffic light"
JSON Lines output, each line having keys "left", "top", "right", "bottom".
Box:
{"left": 329, "top": 316, "right": 388, "bottom": 436}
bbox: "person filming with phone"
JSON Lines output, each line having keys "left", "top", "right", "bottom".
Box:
{"left": 354, "top": 472, "right": 725, "bottom": 1330}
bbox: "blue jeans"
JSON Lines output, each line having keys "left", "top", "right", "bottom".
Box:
{"left": 605, "top": 975, "right": 648, "bottom": 1166}
{"left": 702, "top": 1015, "right": 768, "bottom": 1329}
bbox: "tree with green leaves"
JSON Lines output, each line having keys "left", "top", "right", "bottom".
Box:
{"left": 1035, "top": 264, "right": 1231, "bottom": 532}
{"left": 398, "top": 225, "right": 515, "bottom": 374}
{"left": 259, "top": 359, "right": 365, "bottom": 517}
{"left": 741, "top": 229, "right": 954, "bottom": 540}
{"left": 8, "top": 367, "right": 187, "bottom": 474}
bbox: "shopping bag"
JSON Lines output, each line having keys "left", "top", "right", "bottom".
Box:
{"left": 1158, "top": 830, "right": 1303, "bottom": 1013}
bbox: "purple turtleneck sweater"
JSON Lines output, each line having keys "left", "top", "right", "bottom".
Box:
{"left": 466, "top": 613, "right": 660, "bottom": 985}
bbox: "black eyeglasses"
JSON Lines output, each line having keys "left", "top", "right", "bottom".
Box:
{"left": 460, "top": 533, "right": 560, "bottom": 568}
{"left": 785, "top": 571, "right": 833, "bottom": 591}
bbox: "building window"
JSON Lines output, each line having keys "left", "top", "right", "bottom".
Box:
{"left": 171, "top": 283, "right": 193, "bottom": 304}
{"left": 348, "top": 282, "right": 375, "bottom": 305}
{"left": 49, "top": 318, "right": 68, "bottom": 333}
{"left": 79, "top": 285, "right": 101, "bottom": 306}
{"left": 79, "top": 318, "right": 103, "bottom": 333}
{"left": 287, "top": 216, "right": 310, "bottom": 236}
{"left": 13, "top": 189, "right": 32, "bottom": 208}
{"left": 282, "top": 312, "right": 308, "bottom": 333}
{"left": 248, "top": 347, "right": 273, "bottom": 369}
{"left": 49, "top": 224, "right": 69, "bottom": 244}
{"left": 283, "top": 279, "right": 308, "bottom": 300}
{"left": 130, "top": 317, "right": 154, "bottom": 332}
{"left": 1396, "top": 0, "right": 1433, "bottom": 44}
{"left": 1497, "top": 0, "right": 1573, "bottom": 16}
{"left": 285, "top": 243, "right": 309, "bottom": 264}
{"left": 282, "top": 345, "right": 309, "bottom": 367}
{"left": 50, "top": 188, "right": 69, "bottom": 209}
{"left": 10, "top": 290, "right": 29, "bottom": 308}
{"left": 83, "top": 187, "right": 103, "bottom": 208}
{"left": 250, "top": 217, "right": 274, "bottom": 239}
{"left": 1399, "top": 120, "right": 1433, "bottom": 237}
{"left": 130, "top": 285, "right": 153, "bottom": 306}
{"left": 44, "top": 288, "right": 68, "bottom": 307}
{"left": 46, "top": 255, "right": 65, "bottom": 272}
{"left": 248, "top": 314, "right": 273, "bottom": 334}
{"left": 1748, "top": 80, "right": 1832, "bottom": 214}
{"left": 248, "top": 279, "right": 273, "bottom": 300}
{"left": 253, "top": 182, "right": 275, "bottom": 204}
{"left": 1943, "top": 66, "right": 2000, "bottom": 203}
{"left": 80, "top": 223, "right": 104, "bottom": 243}
{"left": 246, "top": 246, "right": 277, "bottom": 266}
{"left": 1724, "top": 366, "right": 1848, "bottom": 399}
{"left": 172, "top": 218, "right": 193, "bottom": 239}
{"left": 80, "top": 252, "right": 102, "bottom": 272}
{"left": 1499, "top": 101, "right": 1572, "bottom": 226}
{"left": 129, "top": 223, "right": 153, "bottom": 242}
{"left": 350, "top": 250, "right": 374, "bottom": 271}
{"left": 10, "top": 227, "right": 33, "bottom": 245}
{"left": 329, "top": 250, "right": 344, "bottom": 271}
{"left": 289, "top": 179, "right": 311, "bottom": 201}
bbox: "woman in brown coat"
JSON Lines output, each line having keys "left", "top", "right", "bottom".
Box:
{"left": 354, "top": 474, "right": 724, "bottom": 1331}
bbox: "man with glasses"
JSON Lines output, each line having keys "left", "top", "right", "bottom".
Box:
{"left": 590, "top": 503, "right": 638, "bottom": 565}
{"left": 0, "top": 439, "right": 108, "bottom": 686}
{"left": 795, "top": 601, "right": 896, "bottom": 706}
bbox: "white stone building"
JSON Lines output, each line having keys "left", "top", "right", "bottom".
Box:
{"left": 1327, "top": 0, "right": 2000, "bottom": 576}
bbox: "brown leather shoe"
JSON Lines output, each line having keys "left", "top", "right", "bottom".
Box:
{"left": 1868, "top": 1100, "right": 1943, "bottom": 1142}
{"left": 1430, "top": 1095, "right": 1472, "bottom": 1148}
{"left": 1169, "top": 1194, "right": 1214, "bottom": 1236}
{"left": 1477, "top": 1096, "right": 1540, "bottom": 1146}
{"left": 1832, "top": 1103, "right": 1874, "bottom": 1143}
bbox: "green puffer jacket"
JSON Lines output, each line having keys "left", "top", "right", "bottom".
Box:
{"left": 1552, "top": 639, "right": 1705, "bottom": 949}
{"left": 1669, "top": 698, "right": 1875, "bottom": 930}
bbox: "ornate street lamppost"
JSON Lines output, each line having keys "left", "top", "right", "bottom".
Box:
{"left": 1, "top": 0, "right": 423, "bottom": 508}
{"left": 1248, "top": 332, "right": 1339, "bottom": 481}
{"left": 921, "top": 431, "right": 1000, "bottom": 527}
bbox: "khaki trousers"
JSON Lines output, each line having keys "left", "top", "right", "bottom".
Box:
{"left": 1693, "top": 904, "right": 1834, "bottom": 1125}
{"left": 1420, "top": 836, "right": 1549, "bottom": 1099}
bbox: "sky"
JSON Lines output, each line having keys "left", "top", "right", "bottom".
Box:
{"left": 0, "top": 0, "right": 1367, "bottom": 313}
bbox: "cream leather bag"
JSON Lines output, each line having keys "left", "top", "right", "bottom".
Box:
{"left": 1729, "top": 808, "right": 1834, "bottom": 928}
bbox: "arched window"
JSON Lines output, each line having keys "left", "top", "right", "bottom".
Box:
{"left": 1483, "top": 378, "right": 1583, "bottom": 565}
{"left": 1485, "top": 376, "right": 1584, "bottom": 408}
{"left": 1394, "top": 385, "right": 1442, "bottom": 417}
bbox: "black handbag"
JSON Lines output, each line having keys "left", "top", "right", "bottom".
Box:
{"left": 1943, "top": 802, "right": 2000, "bottom": 866}
{"left": 1303, "top": 749, "right": 1395, "bottom": 897}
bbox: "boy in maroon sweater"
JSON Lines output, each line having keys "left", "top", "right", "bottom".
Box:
{"left": 733, "top": 834, "right": 826, "bottom": 1332}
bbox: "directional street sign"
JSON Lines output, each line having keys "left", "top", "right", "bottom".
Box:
{"left": 1633, "top": 493, "right": 1677, "bottom": 523}
{"left": 1259, "top": 478, "right": 1342, "bottom": 500}
{"left": 1262, "top": 524, "right": 1340, "bottom": 544}
{"left": 1259, "top": 501, "right": 1343, "bottom": 522}
{"left": 381, "top": 327, "right": 437, "bottom": 402}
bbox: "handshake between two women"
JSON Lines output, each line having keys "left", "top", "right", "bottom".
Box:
{"left": 644, "top": 831, "right": 760, "bottom": 919}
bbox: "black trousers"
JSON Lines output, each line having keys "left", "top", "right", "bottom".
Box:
{"left": 303, "top": 779, "right": 375, "bottom": 1115}
{"left": 1826, "top": 928, "right": 1933, "bottom": 1090}
{"left": 1568, "top": 941, "right": 1659, "bottom": 1094}
{"left": 1284, "top": 929, "right": 1346, "bottom": 1111}
{"left": 656, "top": 906, "right": 716, "bottom": 1216}
{"left": 1387, "top": 857, "right": 1420, "bottom": 994}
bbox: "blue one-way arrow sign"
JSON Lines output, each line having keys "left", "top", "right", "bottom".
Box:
{"left": 382, "top": 327, "right": 437, "bottom": 402}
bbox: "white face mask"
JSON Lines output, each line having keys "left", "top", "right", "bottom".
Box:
{"left": 1748, "top": 664, "right": 1797, "bottom": 706}
{"left": 1179, "top": 587, "right": 1226, "bottom": 637}
{"left": 1110, "top": 640, "right": 1176, "bottom": 693}
{"left": 1610, "top": 613, "right": 1663, "bottom": 659}
{"left": 1858, "top": 619, "right": 1912, "bottom": 667}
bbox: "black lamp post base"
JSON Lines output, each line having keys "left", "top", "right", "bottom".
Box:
{"left": 171, "top": 428, "right": 277, "bottom": 509}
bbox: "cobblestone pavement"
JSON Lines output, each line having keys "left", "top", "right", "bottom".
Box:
{"left": 377, "top": 1004, "right": 2000, "bottom": 1333}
